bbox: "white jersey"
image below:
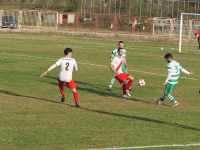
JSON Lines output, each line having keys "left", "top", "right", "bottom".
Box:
{"left": 111, "top": 56, "right": 124, "bottom": 76}
{"left": 48, "top": 56, "right": 78, "bottom": 82}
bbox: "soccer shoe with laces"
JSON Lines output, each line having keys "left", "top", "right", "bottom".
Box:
{"left": 122, "top": 95, "right": 130, "bottom": 99}
{"left": 154, "top": 99, "right": 161, "bottom": 105}
{"left": 172, "top": 102, "right": 179, "bottom": 107}
{"left": 76, "top": 103, "right": 80, "bottom": 107}
{"left": 61, "top": 95, "right": 65, "bottom": 102}
{"left": 107, "top": 87, "right": 113, "bottom": 91}
{"left": 126, "top": 90, "right": 131, "bottom": 97}
{"left": 129, "top": 88, "right": 133, "bottom": 91}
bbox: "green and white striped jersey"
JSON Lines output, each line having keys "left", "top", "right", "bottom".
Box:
{"left": 165, "top": 60, "right": 190, "bottom": 84}
{"left": 110, "top": 48, "right": 126, "bottom": 58}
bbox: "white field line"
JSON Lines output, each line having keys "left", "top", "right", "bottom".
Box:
{"left": 0, "top": 54, "right": 198, "bottom": 81}
{"left": 88, "top": 143, "right": 200, "bottom": 150}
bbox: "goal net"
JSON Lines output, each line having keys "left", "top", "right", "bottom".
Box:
{"left": 179, "top": 13, "right": 200, "bottom": 54}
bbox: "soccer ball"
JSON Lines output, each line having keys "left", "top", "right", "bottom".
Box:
{"left": 138, "top": 79, "right": 145, "bottom": 86}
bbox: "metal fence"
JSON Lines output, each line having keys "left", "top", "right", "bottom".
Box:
{"left": 1, "top": 9, "right": 199, "bottom": 37}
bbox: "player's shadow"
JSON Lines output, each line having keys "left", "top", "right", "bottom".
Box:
{"left": 1, "top": 89, "right": 199, "bottom": 132}
{"left": 67, "top": 104, "right": 200, "bottom": 132}
{"left": 42, "top": 76, "right": 151, "bottom": 104}
{"left": 0, "top": 90, "right": 61, "bottom": 104}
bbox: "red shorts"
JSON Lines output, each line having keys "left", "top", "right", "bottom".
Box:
{"left": 58, "top": 78, "right": 76, "bottom": 89}
{"left": 115, "top": 73, "right": 130, "bottom": 84}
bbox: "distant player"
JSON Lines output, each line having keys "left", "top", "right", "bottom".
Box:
{"left": 40, "top": 48, "right": 80, "bottom": 107}
{"left": 108, "top": 41, "right": 132, "bottom": 91}
{"left": 110, "top": 48, "right": 134, "bottom": 99}
{"left": 154, "top": 53, "right": 193, "bottom": 107}
{"left": 195, "top": 29, "right": 200, "bottom": 50}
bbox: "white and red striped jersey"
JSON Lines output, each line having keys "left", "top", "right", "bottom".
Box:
{"left": 48, "top": 56, "right": 78, "bottom": 82}
{"left": 110, "top": 56, "right": 124, "bottom": 76}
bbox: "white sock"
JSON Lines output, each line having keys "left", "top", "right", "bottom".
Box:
{"left": 109, "top": 85, "right": 112, "bottom": 88}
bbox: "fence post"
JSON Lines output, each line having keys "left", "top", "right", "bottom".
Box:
{"left": 94, "top": 14, "right": 98, "bottom": 32}
{"left": 75, "top": 13, "right": 79, "bottom": 31}
{"left": 151, "top": 18, "right": 154, "bottom": 35}
{"left": 18, "top": 10, "right": 22, "bottom": 30}
{"left": 113, "top": 15, "right": 117, "bottom": 34}
{"left": 132, "top": 17, "right": 136, "bottom": 34}
{"left": 0, "top": 10, "right": 3, "bottom": 27}
{"left": 188, "top": 19, "right": 192, "bottom": 39}
{"left": 57, "top": 12, "right": 60, "bottom": 31}
{"left": 38, "top": 11, "right": 41, "bottom": 30}
{"left": 170, "top": 19, "right": 174, "bottom": 38}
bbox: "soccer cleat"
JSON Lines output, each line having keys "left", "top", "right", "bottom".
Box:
{"left": 76, "top": 103, "right": 80, "bottom": 107}
{"left": 126, "top": 90, "right": 131, "bottom": 97}
{"left": 172, "top": 102, "right": 179, "bottom": 107}
{"left": 154, "top": 99, "right": 161, "bottom": 105}
{"left": 61, "top": 95, "right": 65, "bottom": 102}
{"left": 129, "top": 88, "right": 133, "bottom": 91}
{"left": 122, "top": 95, "right": 130, "bottom": 99}
{"left": 107, "top": 87, "right": 113, "bottom": 91}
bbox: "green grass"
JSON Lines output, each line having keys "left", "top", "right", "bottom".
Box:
{"left": 0, "top": 33, "right": 200, "bottom": 149}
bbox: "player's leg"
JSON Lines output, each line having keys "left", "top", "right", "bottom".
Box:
{"left": 67, "top": 79, "right": 80, "bottom": 107}
{"left": 58, "top": 78, "right": 65, "bottom": 102}
{"left": 115, "top": 74, "right": 130, "bottom": 99}
{"left": 198, "top": 37, "right": 200, "bottom": 50}
{"left": 108, "top": 77, "right": 116, "bottom": 91}
{"left": 155, "top": 83, "right": 178, "bottom": 107}
{"left": 122, "top": 63, "right": 133, "bottom": 91}
{"left": 166, "top": 84, "right": 178, "bottom": 107}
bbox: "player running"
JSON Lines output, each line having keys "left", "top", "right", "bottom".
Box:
{"left": 110, "top": 48, "right": 134, "bottom": 99}
{"left": 108, "top": 41, "right": 133, "bottom": 91}
{"left": 154, "top": 53, "right": 193, "bottom": 107}
{"left": 40, "top": 48, "right": 80, "bottom": 107}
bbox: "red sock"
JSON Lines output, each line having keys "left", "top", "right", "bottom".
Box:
{"left": 126, "top": 80, "right": 133, "bottom": 90}
{"left": 58, "top": 79, "right": 65, "bottom": 96}
{"left": 123, "top": 84, "right": 126, "bottom": 95}
{"left": 73, "top": 92, "right": 78, "bottom": 103}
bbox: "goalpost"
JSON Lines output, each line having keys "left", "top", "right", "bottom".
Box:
{"left": 179, "top": 13, "right": 200, "bottom": 53}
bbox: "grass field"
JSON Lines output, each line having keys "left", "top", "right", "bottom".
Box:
{"left": 0, "top": 33, "right": 200, "bottom": 150}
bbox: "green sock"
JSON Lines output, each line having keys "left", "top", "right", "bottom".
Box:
{"left": 160, "top": 93, "right": 169, "bottom": 102}
{"left": 168, "top": 94, "right": 176, "bottom": 103}
{"left": 109, "top": 77, "right": 116, "bottom": 86}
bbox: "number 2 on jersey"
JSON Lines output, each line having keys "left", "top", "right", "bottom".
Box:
{"left": 65, "top": 62, "right": 69, "bottom": 70}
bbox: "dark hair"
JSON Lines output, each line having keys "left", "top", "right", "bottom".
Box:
{"left": 164, "top": 53, "right": 173, "bottom": 59}
{"left": 118, "top": 48, "right": 123, "bottom": 51}
{"left": 64, "top": 48, "right": 73, "bottom": 55}
{"left": 119, "top": 41, "right": 124, "bottom": 44}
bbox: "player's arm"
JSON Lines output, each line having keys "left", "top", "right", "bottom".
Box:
{"left": 124, "top": 58, "right": 128, "bottom": 68}
{"left": 40, "top": 59, "right": 61, "bottom": 77}
{"left": 110, "top": 64, "right": 119, "bottom": 75}
{"left": 163, "top": 66, "right": 172, "bottom": 85}
{"left": 73, "top": 60, "right": 78, "bottom": 71}
{"left": 180, "top": 66, "right": 193, "bottom": 75}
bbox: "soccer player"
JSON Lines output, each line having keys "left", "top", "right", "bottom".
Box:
{"left": 110, "top": 48, "right": 134, "bottom": 99}
{"left": 195, "top": 28, "right": 200, "bottom": 50}
{"left": 154, "top": 53, "right": 193, "bottom": 107}
{"left": 40, "top": 48, "right": 80, "bottom": 107}
{"left": 108, "top": 41, "right": 132, "bottom": 91}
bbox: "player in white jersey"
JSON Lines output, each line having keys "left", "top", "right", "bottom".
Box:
{"left": 154, "top": 53, "right": 193, "bottom": 107}
{"left": 40, "top": 48, "right": 80, "bottom": 107}
{"left": 108, "top": 41, "right": 132, "bottom": 91}
{"left": 110, "top": 48, "right": 135, "bottom": 99}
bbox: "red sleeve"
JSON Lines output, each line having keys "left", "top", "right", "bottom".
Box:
{"left": 195, "top": 30, "right": 200, "bottom": 35}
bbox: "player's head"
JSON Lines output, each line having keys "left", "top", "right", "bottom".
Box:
{"left": 118, "top": 41, "right": 124, "bottom": 48}
{"left": 164, "top": 53, "right": 173, "bottom": 63}
{"left": 64, "top": 48, "right": 73, "bottom": 56}
{"left": 118, "top": 48, "right": 124, "bottom": 56}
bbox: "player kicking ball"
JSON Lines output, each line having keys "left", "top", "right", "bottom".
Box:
{"left": 110, "top": 48, "right": 134, "bottom": 99}
{"left": 40, "top": 48, "right": 80, "bottom": 107}
{"left": 154, "top": 53, "right": 193, "bottom": 107}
